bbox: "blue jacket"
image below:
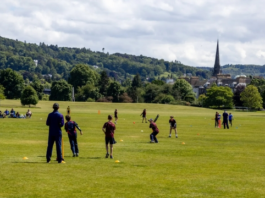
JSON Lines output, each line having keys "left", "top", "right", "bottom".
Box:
{"left": 46, "top": 110, "right": 64, "bottom": 136}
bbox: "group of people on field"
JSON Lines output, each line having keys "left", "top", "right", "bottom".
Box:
{"left": 46, "top": 105, "right": 179, "bottom": 163}
{"left": 0, "top": 108, "right": 32, "bottom": 118}
{"left": 215, "top": 111, "right": 233, "bottom": 129}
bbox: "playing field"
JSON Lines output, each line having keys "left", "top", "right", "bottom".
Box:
{"left": 0, "top": 100, "right": 265, "bottom": 198}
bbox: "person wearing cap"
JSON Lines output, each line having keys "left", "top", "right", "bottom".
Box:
{"left": 149, "top": 118, "right": 159, "bottom": 143}
{"left": 222, "top": 110, "right": 229, "bottom": 129}
{"left": 169, "top": 116, "right": 178, "bottom": 138}
{"left": 46, "top": 103, "right": 65, "bottom": 163}
{"left": 64, "top": 115, "right": 82, "bottom": 157}
{"left": 102, "top": 115, "right": 116, "bottom": 159}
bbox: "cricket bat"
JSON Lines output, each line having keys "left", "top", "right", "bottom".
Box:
{"left": 154, "top": 114, "right": 159, "bottom": 123}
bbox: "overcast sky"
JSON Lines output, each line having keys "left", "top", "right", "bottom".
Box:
{"left": 1, "top": 0, "right": 265, "bottom": 67}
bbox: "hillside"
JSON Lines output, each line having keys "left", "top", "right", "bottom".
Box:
{"left": 198, "top": 64, "right": 265, "bottom": 78}
{"left": 0, "top": 36, "right": 211, "bottom": 82}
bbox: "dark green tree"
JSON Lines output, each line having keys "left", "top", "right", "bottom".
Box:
{"left": 107, "top": 81, "right": 121, "bottom": 102}
{"left": 151, "top": 79, "right": 165, "bottom": 86}
{"left": 99, "top": 70, "right": 110, "bottom": 96}
{"left": 75, "top": 84, "right": 102, "bottom": 101}
{"left": 0, "top": 85, "right": 6, "bottom": 99}
{"left": 132, "top": 74, "right": 142, "bottom": 88}
{"left": 144, "top": 84, "right": 161, "bottom": 103}
{"left": 68, "top": 64, "right": 99, "bottom": 90}
{"left": 0, "top": 68, "right": 25, "bottom": 99}
{"left": 240, "top": 85, "right": 263, "bottom": 109}
{"left": 50, "top": 80, "right": 72, "bottom": 101}
{"left": 204, "top": 85, "right": 233, "bottom": 108}
{"left": 31, "top": 80, "right": 44, "bottom": 100}
{"left": 21, "top": 86, "right": 39, "bottom": 107}
{"left": 172, "top": 79, "right": 195, "bottom": 102}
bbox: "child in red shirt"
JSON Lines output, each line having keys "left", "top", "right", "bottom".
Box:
{"left": 102, "top": 115, "right": 116, "bottom": 159}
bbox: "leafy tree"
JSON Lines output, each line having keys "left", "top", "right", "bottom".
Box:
{"left": 75, "top": 84, "right": 101, "bottom": 101}
{"left": 204, "top": 85, "right": 233, "bottom": 108}
{"left": 198, "top": 94, "right": 206, "bottom": 106}
{"left": 119, "top": 93, "right": 133, "bottom": 103}
{"left": 240, "top": 85, "right": 263, "bottom": 109}
{"left": 50, "top": 80, "right": 72, "bottom": 101}
{"left": 0, "top": 68, "right": 25, "bottom": 99}
{"left": 172, "top": 79, "right": 195, "bottom": 102}
{"left": 0, "top": 85, "right": 6, "bottom": 99}
{"left": 162, "top": 95, "right": 175, "bottom": 103}
{"left": 151, "top": 79, "right": 165, "bottom": 86}
{"left": 31, "top": 80, "right": 44, "bottom": 100}
{"left": 99, "top": 70, "right": 110, "bottom": 96}
{"left": 21, "top": 86, "right": 39, "bottom": 107}
{"left": 132, "top": 74, "right": 142, "bottom": 88}
{"left": 233, "top": 84, "right": 246, "bottom": 106}
{"left": 144, "top": 84, "right": 161, "bottom": 103}
{"left": 107, "top": 81, "right": 121, "bottom": 102}
{"left": 68, "top": 64, "right": 99, "bottom": 90}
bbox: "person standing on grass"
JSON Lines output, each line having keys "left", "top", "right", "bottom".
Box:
{"left": 217, "top": 112, "right": 221, "bottom": 128}
{"left": 102, "top": 115, "right": 116, "bottom": 159}
{"left": 64, "top": 115, "right": 83, "bottom": 157}
{"left": 223, "top": 110, "right": 229, "bottom": 129}
{"left": 46, "top": 103, "right": 65, "bottom": 163}
{"left": 215, "top": 112, "right": 219, "bottom": 128}
{"left": 169, "top": 116, "right": 178, "bottom": 138}
{"left": 140, "top": 109, "right": 147, "bottom": 123}
{"left": 114, "top": 109, "right": 118, "bottom": 124}
{"left": 67, "top": 106, "right": 71, "bottom": 115}
{"left": 229, "top": 113, "right": 233, "bottom": 127}
{"left": 149, "top": 118, "right": 159, "bottom": 143}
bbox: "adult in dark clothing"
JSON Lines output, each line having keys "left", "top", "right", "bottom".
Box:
{"left": 46, "top": 103, "right": 65, "bottom": 163}
{"left": 140, "top": 109, "right": 147, "bottom": 123}
{"left": 149, "top": 118, "right": 159, "bottom": 143}
{"left": 215, "top": 112, "right": 219, "bottom": 128}
{"left": 223, "top": 111, "right": 229, "bottom": 129}
{"left": 64, "top": 115, "right": 82, "bottom": 157}
{"left": 102, "top": 115, "right": 116, "bottom": 159}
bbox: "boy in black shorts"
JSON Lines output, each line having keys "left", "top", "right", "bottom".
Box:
{"left": 169, "top": 116, "right": 178, "bottom": 138}
{"left": 64, "top": 115, "right": 83, "bottom": 157}
{"left": 102, "top": 115, "right": 116, "bottom": 159}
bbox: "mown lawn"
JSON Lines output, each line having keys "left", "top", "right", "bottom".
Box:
{"left": 0, "top": 100, "right": 265, "bottom": 198}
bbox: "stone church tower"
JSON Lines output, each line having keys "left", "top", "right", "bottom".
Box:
{"left": 212, "top": 40, "right": 221, "bottom": 76}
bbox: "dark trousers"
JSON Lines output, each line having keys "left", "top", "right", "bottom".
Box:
{"left": 68, "top": 134, "right": 79, "bottom": 154}
{"left": 46, "top": 135, "right": 62, "bottom": 163}
{"left": 223, "top": 120, "right": 229, "bottom": 129}
{"left": 229, "top": 120, "right": 232, "bottom": 127}
{"left": 215, "top": 119, "right": 218, "bottom": 127}
{"left": 150, "top": 132, "right": 159, "bottom": 143}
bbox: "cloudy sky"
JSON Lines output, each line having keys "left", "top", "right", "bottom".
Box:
{"left": 1, "top": 0, "right": 265, "bottom": 67}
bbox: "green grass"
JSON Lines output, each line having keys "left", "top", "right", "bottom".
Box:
{"left": 0, "top": 100, "right": 265, "bottom": 197}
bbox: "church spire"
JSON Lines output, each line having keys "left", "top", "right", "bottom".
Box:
{"left": 212, "top": 40, "right": 221, "bottom": 76}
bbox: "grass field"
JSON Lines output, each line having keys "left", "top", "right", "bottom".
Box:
{"left": 0, "top": 100, "right": 265, "bottom": 198}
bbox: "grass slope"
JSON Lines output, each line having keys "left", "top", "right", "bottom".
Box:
{"left": 0, "top": 100, "right": 265, "bottom": 198}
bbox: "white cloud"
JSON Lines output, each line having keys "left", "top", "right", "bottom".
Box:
{"left": 0, "top": 0, "right": 265, "bottom": 66}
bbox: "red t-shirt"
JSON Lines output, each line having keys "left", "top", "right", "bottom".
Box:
{"left": 149, "top": 122, "right": 159, "bottom": 133}
{"left": 103, "top": 121, "right": 116, "bottom": 137}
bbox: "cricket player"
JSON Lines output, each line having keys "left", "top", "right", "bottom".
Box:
{"left": 149, "top": 118, "right": 159, "bottom": 143}
{"left": 46, "top": 103, "right": 65, "bottom": 163}
{"left": 102, "top": 115, "right": 116, "bottom": 159}
{"left": 140, "top": 109, "right": 147, "bottom": 123}
{"left": 229, "top": 113, "right": 233, "bottom": 126}
{"left": 64, "top": 115, "right": 83, "bottom": 157}
{"left": 67, "top": 106, "right": 70, "bottom": 115}
{"left": 169, "top": 116, "right": 178, "bottom": 138}
{"left": 114, "top": 109, "right": 118, "bottom": 124}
